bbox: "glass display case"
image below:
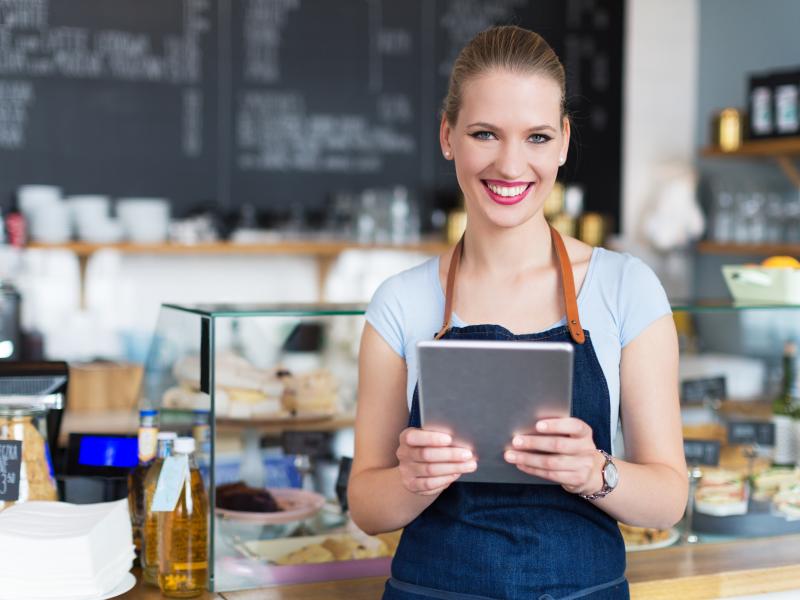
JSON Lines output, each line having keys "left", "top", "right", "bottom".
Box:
{"left": 138, "top": 301, "right": 800, "bottom": 593}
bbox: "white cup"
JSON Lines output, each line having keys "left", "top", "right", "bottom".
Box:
{"left": 29, "top": 199, "right": 71, "bottom": 243}
{"left": 18, "top": 185, "right": 62, "bottom": 225}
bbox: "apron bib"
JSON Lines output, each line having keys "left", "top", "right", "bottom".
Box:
{"left": 383, "top": 228, "right": 628, "bottom": 600}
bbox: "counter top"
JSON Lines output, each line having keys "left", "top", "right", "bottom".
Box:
{"left": 122, "top": 534, "right": 800, "bottom": 599}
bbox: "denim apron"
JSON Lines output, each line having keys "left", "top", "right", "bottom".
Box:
{"left": 383, "top": 227, "right": 628, "bottom": 600}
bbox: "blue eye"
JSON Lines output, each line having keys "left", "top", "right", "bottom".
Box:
{"left": 469, "top": 131, "right": 496, "bottom": 141}
{"left": 529, "top": 134, "right": 552, "bottom": 144}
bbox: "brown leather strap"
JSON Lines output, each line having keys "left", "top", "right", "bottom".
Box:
{"left": 550, "top": 225, "right": 585, "bottom": 344}
{"left": 436, "top": 227, "right": 585, "bottom": 344}
{"left": 435, "top": 236, "right": 463, "bottom": 339}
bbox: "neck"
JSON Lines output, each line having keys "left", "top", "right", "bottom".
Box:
{"left": 461, "top": 215, "right": 554, "bottom": 277}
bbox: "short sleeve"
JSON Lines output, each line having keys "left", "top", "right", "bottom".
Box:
{"left": 365, "top": 276, "right": 406, "bottom": 358}
{"left": 618, "top": 257, "right": 672, "bottom": 347}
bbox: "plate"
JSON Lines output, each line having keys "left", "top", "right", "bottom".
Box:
{"left": 624, "top": 528, "right": 680, "bottom": 552}
{"left": 216, "top": 487, "right": 326, "bottom": 524}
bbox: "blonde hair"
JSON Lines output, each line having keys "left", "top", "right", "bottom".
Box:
{"left": 443, "top": 25, "right": 566, "bottom": 126}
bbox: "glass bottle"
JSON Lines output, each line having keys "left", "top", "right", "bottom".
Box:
{"left": 772, "top": 342, "right": 797, "bottom": 466}
{"left": 158, "top": 437, "right": 208, "bottom": 598}
{"left": 142, "top": 431, "right": 177, "bottom": 585}
{"left": 127, "top": 409, "right": 159, "bottom": 554}
{"left": 0, "top": 405, "right": 57, "bottom": 511}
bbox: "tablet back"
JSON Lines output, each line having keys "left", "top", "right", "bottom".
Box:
{"left": 417, "top": 339, "right": 573, "bottom": 485}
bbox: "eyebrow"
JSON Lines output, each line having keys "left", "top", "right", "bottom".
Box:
{"left": 465, "top": 121, "right": 557, "bottom": 134}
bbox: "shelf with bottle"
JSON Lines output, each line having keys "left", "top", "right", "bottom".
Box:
{"left": 701, "top": 136, "right": 800, "bottom": 189}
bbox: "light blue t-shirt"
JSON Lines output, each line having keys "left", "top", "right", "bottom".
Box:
{"left": 364, "top": 247, "right": 672, "bottom": 449}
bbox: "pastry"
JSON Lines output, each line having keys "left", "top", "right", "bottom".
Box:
{"left": 216, "top": 481, "right": 282, "bottom": 513}
{"left": 618, "top": 523, "right": 672, "bottom": 547}
{"left": 773, "top": 483, "right": 800, "bottom": 519}
{"left": 752, "top": 467, "right": 800, "bottom": 500}
{"left": 694, "top": 469, "right": 748, "bottom": 516}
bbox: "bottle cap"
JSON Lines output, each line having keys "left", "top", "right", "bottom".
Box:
{"left": 139, "top": 409, "right": 158, "bottom": 416}
{"left": 174, "top": 437, "right": 195, "bottom": 454}
{"left": 157, "top": 431, "right": 178, "bottom": 440}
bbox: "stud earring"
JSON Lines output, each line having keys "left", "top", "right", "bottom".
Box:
{"left": 444, "top": 150, "right": 451, "bottom": 158}
{"left": 558, "top": 156, "right": 565, "bottom": 165}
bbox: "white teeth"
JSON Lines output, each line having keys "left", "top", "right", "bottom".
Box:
{"left": 487, "top": 183, "right": 528, "bottom": 197}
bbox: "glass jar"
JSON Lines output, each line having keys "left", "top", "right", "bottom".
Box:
{"left": 0, "top": 405, "right": 57, "bottom": 511}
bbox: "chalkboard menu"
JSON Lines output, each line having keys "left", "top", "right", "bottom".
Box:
{"left": 0, "top": 440, "right": 22, "bottom": 502}
{"left": 0, "top": 0, "right": 624, "bottom": 223}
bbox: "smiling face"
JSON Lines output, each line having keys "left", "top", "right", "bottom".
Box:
{"left": 440, "top": 69, "right": 569, "bottom": 230}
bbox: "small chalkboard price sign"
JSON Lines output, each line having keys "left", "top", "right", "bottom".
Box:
{"left": 683, "top": 439, "right": 721, "bottom": 466}
{"left": 727, "top": 421, "right": 776, "bottom": 446}
{"left": 681, "top": 376, "right": 727, "bottom": 405}
{"left": 0, "top": 440, "right": 22, "bottom": 502}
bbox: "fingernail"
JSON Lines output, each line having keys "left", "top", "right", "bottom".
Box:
{"left": 505, "top": 451, "right": 516, "bottom": 462}
{"left": 512, "top": 436, "right": 523, "bottom": 448}
{"left": 464, "top": 461, "right": 477, "bottom": 471}
{"left": 537, "top": 421, "right": 548, "bottom": 432}
{"left": 460, "top": 450, "right": 473, "bottom": 460}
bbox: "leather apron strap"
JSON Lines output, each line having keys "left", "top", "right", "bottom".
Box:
{"left": 435, "top": 225, "right": 586, "bottom": 344}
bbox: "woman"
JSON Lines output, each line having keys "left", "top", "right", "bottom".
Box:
{"left": 348, "top": 25, "right": 687, "bottom": 600}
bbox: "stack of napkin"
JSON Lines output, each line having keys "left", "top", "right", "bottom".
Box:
{"left": 0, "top": 499, "right": 134, "bottom": 599}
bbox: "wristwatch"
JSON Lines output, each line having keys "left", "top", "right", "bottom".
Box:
{"left": 580, "top": 449, "right": 618, "bottom": 500}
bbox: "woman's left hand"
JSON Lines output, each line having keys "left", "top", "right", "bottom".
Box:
{"left": 503, "top": 418, "right": 604, "bottom": 496}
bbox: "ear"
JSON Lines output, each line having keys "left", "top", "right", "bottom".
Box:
{"left": 560, "top": 116, "right": 571, "bottom": 162}
{"left": 439, "top": 115, "right": 452, "bottom": 159}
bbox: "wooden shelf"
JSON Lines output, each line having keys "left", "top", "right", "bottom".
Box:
{"left": 26, "top": 238, "right": 451, "bottom": 259}
{"left": 702, "top": 136, "right": 800, "bottom": 158}
{"left": 26, "top": 238, "right": 451, "bottom": 305}
{"left": 696, "top": 241, "right": 800, "bottom": 255}
{"left": 702, "top": 137, "right": 800, "bottom": 188}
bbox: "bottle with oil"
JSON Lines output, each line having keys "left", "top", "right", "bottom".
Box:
{"left": 127, "top": 408, "right": 158, "bottom": 554}
{"left": 141, "top": 431, "right": 177, "bottom": 584}
{"left": 158, "top": 437, "right": 208, "bottom": 598}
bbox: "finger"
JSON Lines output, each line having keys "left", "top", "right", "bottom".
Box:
{"left": 504, "top": 450, "right": 575, "bottom": 471}
{"left": 514, "top": 464, "right": 584, "bottom": 486}
{"left": 412, "top": 473, "right": 460, "bottom": 493}
{"left": 412, "top": 460, "right": 477, "bottom": 478}
{"left": 510, "top": 434, "right": 584, "bottom": 454}
{"left": 403, "top": 428, "right": 453, "bottom": 447}
{"left": 410, "top": 446, "right": 473, "bottom": 463}
{"left": 535, "top": 418, "right": 593, "bottom": 438}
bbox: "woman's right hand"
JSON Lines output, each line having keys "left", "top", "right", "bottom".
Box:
{"left": 396, "top": 428, "right": 477, "bottom": 496}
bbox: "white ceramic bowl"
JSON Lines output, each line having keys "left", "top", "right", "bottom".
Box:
{"left": 116, "top": 198, "right": 170, "bottom": 243}
{"left": 77, "top": 217, "right": 123, "bottom": 243}
{"left": 66, "top": 195, "right": 110, "bottom": 233}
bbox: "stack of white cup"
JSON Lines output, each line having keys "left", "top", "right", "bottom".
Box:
{"left": 116, "top": 198, "right": 170, "bottom": 243}
{"left": 66, "top": 195, "right": 122, "bottom": 243}
{"left": 18, "top": 185, "right": 70, "bottom": 243}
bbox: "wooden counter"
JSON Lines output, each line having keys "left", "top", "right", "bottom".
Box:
{"left": 123, "top": 534, "right": 800, "bottom": 599}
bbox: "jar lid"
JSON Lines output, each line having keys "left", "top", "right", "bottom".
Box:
{"left": 0, "top": 403, "right": 44, "bottom": 417}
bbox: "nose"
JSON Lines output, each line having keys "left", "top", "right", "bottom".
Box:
{"left": 494, "top": 140, "right": 527, "bottom": 180}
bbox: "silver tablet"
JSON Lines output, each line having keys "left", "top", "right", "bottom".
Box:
{"left": 417, "top": 339, "right": 573, "bottom": 485}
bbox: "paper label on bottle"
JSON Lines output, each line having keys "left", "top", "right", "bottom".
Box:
{"left": 138, "top": 427, "right": 158, "bottom": 463}
{"left": 151, "top": 455, "right": 188, "bottom": 512}
{"left": 0, "top": 440, "right": 22, "bottom": 502}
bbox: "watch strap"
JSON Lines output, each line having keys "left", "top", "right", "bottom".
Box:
{"left": 579, "top": 449, "right": 616, "bottom": 501}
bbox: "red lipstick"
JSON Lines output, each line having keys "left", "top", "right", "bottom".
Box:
{"left": 481, "top": 180, "right": 533, "bottom": 206}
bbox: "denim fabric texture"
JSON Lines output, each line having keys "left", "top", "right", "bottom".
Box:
{"left": 384, "top": 324, "right": 629, "bottom": 600}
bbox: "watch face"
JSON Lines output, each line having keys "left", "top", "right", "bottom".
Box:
{"left": 604, "top": 461, "right": 619, "bottom": 489}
